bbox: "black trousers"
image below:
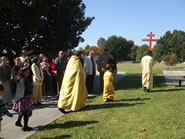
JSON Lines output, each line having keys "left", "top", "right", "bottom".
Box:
{"left": 57, "top": 72, "right": 64, "bottom": 95}
{"left": 51, "top": 76, "right": 57, "bottom": 95}
{"left": 43, "top": 72, "right": 51, "bottom": 97}
{"left": 99, "top": 71, "right": 105, "bottom": 91}
{"left": 86, "top": 74, "right": 95, "bottom": 93}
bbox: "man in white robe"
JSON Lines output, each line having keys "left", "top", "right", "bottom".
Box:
{"left": 141, "top": 50, "right": 155, "bottom": 92}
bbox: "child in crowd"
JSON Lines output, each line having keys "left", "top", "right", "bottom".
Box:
{"left": 103, "top": 64, "right": 114, "bottom": 103}
{"left": 0, "top": 88, "right": 13, "bottom": 137}
{"left": 13, "top": 67, "right": 33, "bottom": 131}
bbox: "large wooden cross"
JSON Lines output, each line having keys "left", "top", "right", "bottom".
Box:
{"left": 142, "top": 32, "right": 160, "bottom": 51}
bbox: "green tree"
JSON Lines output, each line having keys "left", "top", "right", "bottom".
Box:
{"left": 180, "top": 42, "right": 185, "bottom": 62}
{"left": 78, "top": 47, "right": 84, "bottom": 51}
{"left": 104, "top": 35, "right": 132, "bottom": 61}
{"left": 136, "top": 45, "right": 149, "bottom": 62}
{"left": 153, "top": 30, "right": 185, "bottom": 62}
{"left": 129, "top": 45, "right": 139, "bottom": 60}
{"left": 84, "top": 46, "right": 103, "bottom": 55}
{"left": 97, "top": 37, "right": 106, "bottom": 50}
{"left": 128, "top": 40, "right": 134, "bottom": 47}
{"left": 84, "top": 45, "right": 90, "bottom": 50}
{"left": 38, "top": 0, "right": 95, "bottom": 55}
{"left": 152, "top": 44, "right": 165, "bottom": 62}
{"left": 0, "top": 0, "right": 42, "bottom": 65}
{"left": 0, "top": 0, "right": 94, "bottom": 59}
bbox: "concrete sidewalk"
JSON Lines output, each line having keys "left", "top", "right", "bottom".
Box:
{"left": 1, "top": 97, "right": 62, "bottom": 139}
{"left": 1, "top": 71, "right": 125, "bottom": 139}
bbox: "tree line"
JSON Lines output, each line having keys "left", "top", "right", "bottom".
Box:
{"left": 1, "top": 1, "right": 185, "bottom": 63}
{"left": 82, "top": 30, "right": 185, "bottom": 63}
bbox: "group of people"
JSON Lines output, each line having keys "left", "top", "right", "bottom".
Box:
{"left": 57, "top": 49, "right": 155, "bottom": 114}
{"left": 0, "top": 49, "right": 69, "bottom": 132}
{"left": 0, "top": 48, "right": 155, "bottom": 137}
{"left": 58, "top": 49, "right": 118, "bottom": 113}
{"left": 0, "top": 48, "right": 118, "bottom": 134}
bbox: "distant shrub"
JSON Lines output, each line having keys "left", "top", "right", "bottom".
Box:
{"left": 163, "top": 53, "right": 177, "bottom": 66}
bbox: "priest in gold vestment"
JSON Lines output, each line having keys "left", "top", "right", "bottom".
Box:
{"left": 58, "top": 51, "right": 88, "bottom": 112}
{"left": 141, "top": 50, "right": 154, "bottom": 92}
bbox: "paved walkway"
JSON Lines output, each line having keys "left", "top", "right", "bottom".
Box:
{"left": 1, "top": 98, "right": 62, "bottom": 139}
{"left": 163, "top": 70, "right": 185, "bottom": 86}
{"left": 1, "top": 71, "right": 125, "bottom": 139}
{"left": 164, "top": 79, "right": 185, "bottom": 86}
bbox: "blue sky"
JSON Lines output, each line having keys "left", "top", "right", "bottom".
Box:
{"left": 78, "top": 0, "right": 185, "bottom": 48}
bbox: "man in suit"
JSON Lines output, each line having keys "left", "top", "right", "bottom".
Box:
{"left": 84, "top": 51, "right": 96, "bottom": 93}
{"left": 55, "top": 51, "right": 67, "bottom": 96}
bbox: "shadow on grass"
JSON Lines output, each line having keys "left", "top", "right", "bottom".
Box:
{"left": 81, "top": 102, "right": 145, "bottom": 111}
{"left": 150, "top": 88, "right": 185, "bottom": 93}
{"left": 92, "top": 72, "right": 124, "bottom": 94}
{"left": 153, "top": 76, "right": 167, "bottom": 88}
{"left": 42, "top": 135, "right": 71, "bottom": 139}
{"left": 36, "top": 121, "right": 98, "bottom": 131}
{"left": 115, "top": 75, "right": 166, "bottom": 90}
{"left": 114, "top": 97, "right": 151, "bottom": 102}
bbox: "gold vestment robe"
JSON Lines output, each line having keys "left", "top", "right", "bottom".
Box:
{"left": 58, "top": 56, "right": 88, "bottom": 111}
{"left": 103, "top": 71, "right": 114, "bottom": 102}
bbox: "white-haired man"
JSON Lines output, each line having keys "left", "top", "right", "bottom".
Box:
{"left": 84, "top": 51, "right": 96, "bottom": 93}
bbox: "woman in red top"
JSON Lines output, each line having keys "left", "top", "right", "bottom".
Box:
{"left": 48, "top": 57, "right": 57, "bottom": 95}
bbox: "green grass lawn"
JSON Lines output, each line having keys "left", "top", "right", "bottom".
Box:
{"left": 29, "top": 64, "right": 185, "bottom": 139}
{"left": 117, "top": 63, "right": 185, "bottom": 75}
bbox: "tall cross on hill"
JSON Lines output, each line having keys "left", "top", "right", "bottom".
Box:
{"left": 142, "top": 32, "right": 160, "bottom": 51}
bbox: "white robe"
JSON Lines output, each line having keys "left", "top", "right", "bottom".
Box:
{"left": 141, "top": 55, "right": 154, "bottom": 89}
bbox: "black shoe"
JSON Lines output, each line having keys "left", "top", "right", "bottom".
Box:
{"left": 37, "top": 102, "right": 42, "bottom": 105}
{"left": 56, "top": 95, "right": 59, "bottom": 100}
{"left": 58, "top": 108, "right": 66, "bottom": 113}
{"left": 104, "top": 101, "right": 108, "bottom": 104}
{"left": 32, "top": 103, "right": 37, "bottom": 106}
{"left": 15, "top": 121, "right": 23, "bottom": 127}
{"left": 83, "top": 105, "right": 89, "bottom": 109}
{"left": 22, "top": 126, "right": 33, "bottom": 132}
{"left": 143, "top": 87, "right": 147, "bottom": 92}
{"left": 104, "top": 99, "right": 110, "bottom": 103}
{"left": 107, "top": 99, "right": 113, "bottom": 102}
